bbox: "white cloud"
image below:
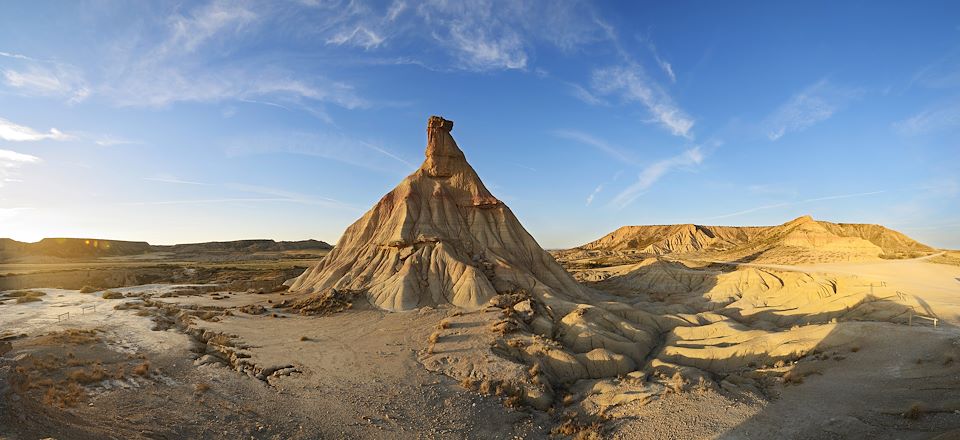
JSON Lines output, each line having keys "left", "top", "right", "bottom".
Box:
{"left": 327, "top": 26, "right": 386, "bottom": 49}
{"left": 0, "top": 52, "right": 90, "bottom": 103}
{"left": 0, "top": 149, "right": 41, "bottom": 164}
{"left": 611, "top": 147, "right": 703, "bottom": 208}
{"left": 893, "top": 102, "right": 960, "bottom": 135}
{"left": 0, "top": 117, "right": 70, "bottom": 142}
{"left": 161, "top": 1, "right": 257, "bottom": 54}
{"left": 386, "top": 0, "right": 407, "bottom": 21}
{"left": 568, "top": 83, "right": 607, "bottom": 106}
{"left": 413, "top": 0, "right": 602, "bottom": 72}
{"left": 553, "top": 129, "right": 637, "bottom": 165}
{"left": 704, "top": 190, "right": 886, "bottom": 220}
{"left": 645, "top": 41, "right": 676, "bottom": 83}
{"left": 591, "top": 66, "right": 695, "bottom": 138}
{"left": 223, "top": 131, "right": 415, "bottom": 172}
{"left": 764, "top": 79, "right": 860, "bottom": 141}
{"left": 450, "top": 25, "right": 527, "bottom": 70}
{"left": 0, "top": 149, "right": 41, "bottom": 188}
{"left": 144, "top": 174, "right": 209, "bottom": 186}
{"left": 585, "top": 184, "right": 603, "bottom": 206}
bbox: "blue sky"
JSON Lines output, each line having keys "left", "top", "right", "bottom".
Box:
{"left": 1, "top": 1, "right": 958, "bottom": 248}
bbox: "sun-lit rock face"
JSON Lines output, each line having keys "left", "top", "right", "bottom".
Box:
{"left": 290, "top": 115, "right": 587, "bottom": 311}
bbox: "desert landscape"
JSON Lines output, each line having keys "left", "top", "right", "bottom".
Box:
{"left": 2, "top": 116, "right": 958, "bottom": 439}
{"left": 2, "top": 2, "right": 958, "bottom": 439}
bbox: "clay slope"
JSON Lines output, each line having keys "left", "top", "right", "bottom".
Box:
{"left": 290, "top": 116, "right": 587, "bottom": 311}
{"left": 564, "top": 215, "right": 933, "bottom": 265}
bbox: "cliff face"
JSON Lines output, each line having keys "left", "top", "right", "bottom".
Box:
{"left": 290, "top": 116, "right": 587, "bottom": 311}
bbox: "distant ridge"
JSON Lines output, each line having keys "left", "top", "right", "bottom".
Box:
{"left": 568, "top": 216, "right": 935, "bottom": 264}
{"left": 0, "top": 237, "right": 332, "bottom": 261}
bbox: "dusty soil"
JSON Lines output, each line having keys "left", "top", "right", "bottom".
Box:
{"left": 0, "top": 287, "right": 551, "bottom": 439}
{"left": 3, "top": 249, "right": 960, "bottom": 439}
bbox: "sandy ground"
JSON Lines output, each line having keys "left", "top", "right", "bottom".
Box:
{"left": 714, "top": 255, "right": 960, "bottom": 324}
{"left": 0, "top": 287, "right": 551, "bottom": 439}
{"left": 3, "top": 255, "right": 960, "bottom": 439}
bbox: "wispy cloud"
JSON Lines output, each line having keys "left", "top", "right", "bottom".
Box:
{"left": 0, "top": 149, "right": 41, "bottom": 187}
{"left": 568, "top": 83, "right": 608, "bottom": 106}
{"left": 585, "top": 184, "right": 603, "bottom": 206}
{"left": 133, "top": 178, "right": 360, "bottom": 211}
{"left": 552, "top": 129, "right": 637, "bottom": 165}
{"left": 645, "top": 41, "right": 676, "bottom": 83}
{"left": 327, "top": 26, "right": 386, "bottom": 49}
{"left": 0, "top": 149, "right": 41, "bottom": 164}
{"left": 0, "top": 51, "right": 90, "bottom": 103}
{"left": 386, "top": 0, "right": 407, "bottom": 21}
{"left": 160, "top": 0, "right": 257, "bottom": 54}
{"left": 893, "top": 101, "right": 960, "bottom": 135}
{"left": 0, "top": 117, "right": 70, "bottom": 142}
{"left": 446, "top": 24, "right": 527, "bottom": 70}
{"left": 611, "top": 147, "right": 704, "bottom": 208}
{"left": 764, "top": 79, "right": 861, "bottom": 141}
{"left": 705, "top": 190, "right": 886, "bottom": 220}
{"left": 590, "top": 66, "right": 695, "bottom": 138}
{"left": 413, "top": 0, "right": 602, "bottom": 72}
{"left": 223, "top": 131, "right": 415, "bottom": 172}
{"left": 144, "top": 174, "right": 209, "bottom": 186}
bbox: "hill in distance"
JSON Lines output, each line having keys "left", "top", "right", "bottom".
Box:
{"left": 0, "top": 237, "right": 332, "bottom": 262}
{"left": 558, "top": 215, "right": 935, "bottom": 266}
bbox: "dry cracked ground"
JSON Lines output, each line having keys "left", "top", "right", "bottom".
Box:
{"left": 1, "top": 254, "right": 960, "bottom": 439}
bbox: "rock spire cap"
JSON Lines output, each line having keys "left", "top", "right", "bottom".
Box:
{"left": 428, "top": 115, "right": 454, "bottom": 133}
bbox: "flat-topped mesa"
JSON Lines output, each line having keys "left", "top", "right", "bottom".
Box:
{"left": 422, "top": 116, "right": 465, "bottom": 178}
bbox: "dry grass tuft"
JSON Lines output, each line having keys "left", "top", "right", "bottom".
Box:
{"left": 133, "top": 361, "right": 150, "bottom": 376}
{"left": 903, "top": 402, "right": 925, "bottom": 420}
{"left": 16, "top": 295, "right": 43, "bottom": 304}
{"left": 667, "top": 371, "right": 687, "bottom": 394}
{"left": 102, "top": 291, "right": 124, "bottom": 299}
{"left": 552, "top": 417, "right": 604, "bottom": 440}
{"left": 507, "top": 338, "right": 525, "bottom": 348}
{"left": 478, "top": 379, "right": 493, "bottom": 396}
{"left": 68, "top": 365, "right": 107, "bottom": 384}
{"left": 79, "top": 286, "right": 98, "bottom": 294}
{"left": 460, "top": 377, "right": 477, "bottom": 390}
{"left": 782, "top": 370, "right": 804, "bottom": 385}
{"left": 194, "top": 382, "right": 210, "bottom": 394}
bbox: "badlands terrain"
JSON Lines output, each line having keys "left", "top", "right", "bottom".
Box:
{"left": 2, "top": 116, "right": 960, "bottom": 439}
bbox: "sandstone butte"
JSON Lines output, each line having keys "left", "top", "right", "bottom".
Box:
{"left": 290, "top": 116, "right": 589, "bottom": 311}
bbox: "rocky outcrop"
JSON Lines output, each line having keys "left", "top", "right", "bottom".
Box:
{"left": 566, "top": 215, "right": 933, "bottom": 264}
{"left": 290, "top": 116, "right": 589, "bottom": 311}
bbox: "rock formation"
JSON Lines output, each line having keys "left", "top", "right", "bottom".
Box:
{"left": 290, "top": 116, "right": 587, "bottom": 311}
{"left": 563, "top": 215, "right": 934, "bottom": 264}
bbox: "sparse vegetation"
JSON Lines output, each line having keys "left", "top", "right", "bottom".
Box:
{"left": 782, "top": 370, "right": 804, "bottom": 385}
{"left": 133, "top": 361, "right": 150, "bottom": 376}
{"left": 903, "top": 402, "right": 926, "bottom": 420}
{"left": 8, "top": 290, "right": 45, "bottom": 303}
